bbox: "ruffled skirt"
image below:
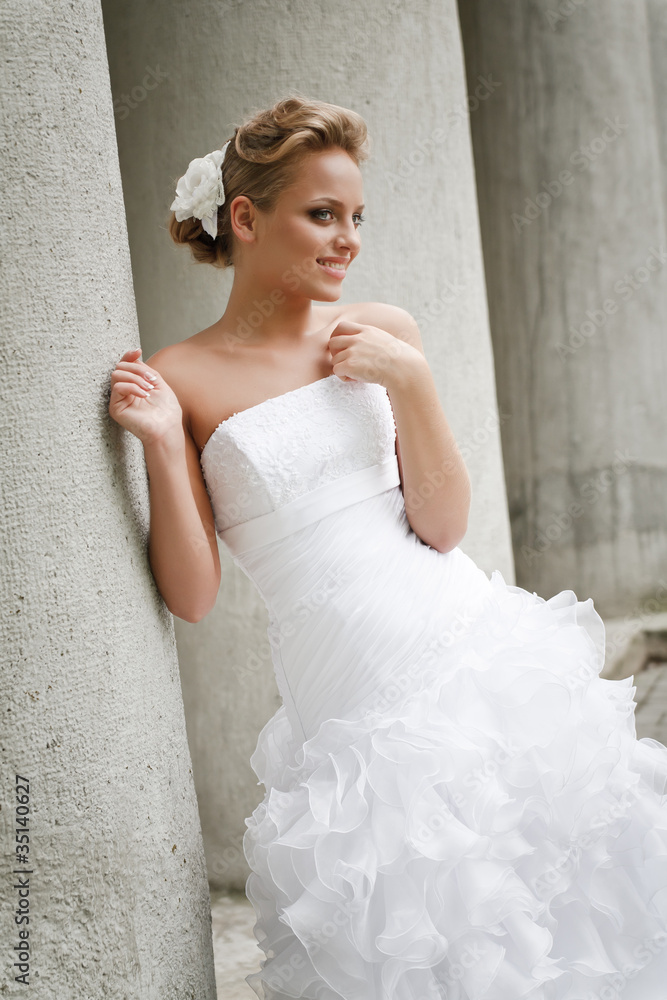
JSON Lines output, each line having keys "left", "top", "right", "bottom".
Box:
{"left": 242, "top": 565, "right": 667, "bottom": 1000}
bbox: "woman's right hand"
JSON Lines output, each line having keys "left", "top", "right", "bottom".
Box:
{"left": 109, "top": 347, "right": 183, "bottom": 446}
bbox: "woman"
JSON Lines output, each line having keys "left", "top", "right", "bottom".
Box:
{"left": 109, "top": 96, "right": 667, "bottom": 1000}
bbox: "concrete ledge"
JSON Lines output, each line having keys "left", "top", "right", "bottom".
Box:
{"left": 603, "top": 612, "right": 667, "bottom": 681}
{"left": 603, "top": 612, "right": 667, "bottom": 744}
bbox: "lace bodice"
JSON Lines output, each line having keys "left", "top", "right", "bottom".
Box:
{"left": 199, "top": 374, "right": 398, "bottom": 540}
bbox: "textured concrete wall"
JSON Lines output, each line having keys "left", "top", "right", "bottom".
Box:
{"left": 0, "top": 2, "right": 216, "bottom": 995}
{"left": 102, "top": 0, "right": 514, "bottom": 891}
{"left": 459, "top": 0, "right": 667, "bottom": 619}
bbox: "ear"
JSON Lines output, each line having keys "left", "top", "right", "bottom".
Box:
{"left": 229, "top": 195, "right": 258, "bottom": 246}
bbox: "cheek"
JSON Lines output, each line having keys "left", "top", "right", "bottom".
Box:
{"left": 293, "top": 221, "right": 319, "bottom": 246}
{"left": 267, "top": 216, "right": 325, "bottom": 266}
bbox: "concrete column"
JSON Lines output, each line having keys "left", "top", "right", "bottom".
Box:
{"left": 102, "top": 0, "right": 513, "bottom": 891}
{"left": 458, "top": 0, "right": 667, "bottom": 618}
{"left": 0, "top": 2, "right": 216, "bottom": 996}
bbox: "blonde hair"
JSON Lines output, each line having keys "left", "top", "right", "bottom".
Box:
{"left": 168, "top": 93, "right": 370, "bottom": 269}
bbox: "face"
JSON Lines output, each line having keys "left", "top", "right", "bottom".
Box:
{"left": 234, "top": 147, "right": 364, "bottom": 302}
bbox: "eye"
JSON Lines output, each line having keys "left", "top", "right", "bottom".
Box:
{"left": 310, "top": 208, "right": 366, "bottom": 227}
{"left": 310, "top": 209, "right": 334, "bottom": 221}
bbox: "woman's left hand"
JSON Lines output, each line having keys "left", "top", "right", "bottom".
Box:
{"left": 327, "top": 320, "right": 426, "bottom": 390}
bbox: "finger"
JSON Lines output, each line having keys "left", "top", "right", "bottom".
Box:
{"left": 328, "top": 335, "right": 356, "bottom": 351}
{"left": 112, "top": 381, "right": 151, "bottom": 400}
{"left": 330, "top": 320, "right": 364, "bottom": 336}
{"left": 120, "top": 347, "right": 143, "bottom": 359}
{"left": 111, "top": 369, "right": 155, "bottom": 390}
{"left": 115, "top": 360, "right": 159, "bottom": 382}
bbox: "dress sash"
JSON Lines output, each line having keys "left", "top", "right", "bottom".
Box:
{"left": 219, "top": 454, "right": 401, "bottom": 556}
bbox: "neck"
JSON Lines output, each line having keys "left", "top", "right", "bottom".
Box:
{"left": 218, "top": 266, "right": 333, "bottom": 348}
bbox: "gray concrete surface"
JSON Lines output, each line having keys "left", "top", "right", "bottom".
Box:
{"left": 458, "top": 0, "right": 667, "bottom": 619}
{"left": 102, "top": 0, "right": 515, "bottom": 894}
{"left": 0, "top": 1, "right": 216, "bottom": 996}
{"left": 604, "top": 611, "right": 667, "bottom": 740}
{"left": 211, "top": 889, "right": 260, "bottom": 999}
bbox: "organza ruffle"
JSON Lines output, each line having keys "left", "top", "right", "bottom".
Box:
{"left": 243, "top": 570, "right": 667, "bottom": 1000}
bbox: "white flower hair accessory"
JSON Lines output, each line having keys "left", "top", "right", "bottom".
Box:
{"left": 170, "top": 139, "right": 232, "bottom": 239}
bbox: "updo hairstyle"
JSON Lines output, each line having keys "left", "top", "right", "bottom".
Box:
{"left": 168, "top": 93, "right": 370, "bottom": 269}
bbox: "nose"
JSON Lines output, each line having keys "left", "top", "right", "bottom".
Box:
{"left": 335, "top": 218, "right": 361, "bottom": 255}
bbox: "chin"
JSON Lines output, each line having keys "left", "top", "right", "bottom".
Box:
{"left": 311, "top": 284, "right": 342, "bottom": 303}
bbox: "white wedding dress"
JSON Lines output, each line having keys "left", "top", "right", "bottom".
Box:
{"left": 200, "top": 372, "right": 667, "bottom": 1000}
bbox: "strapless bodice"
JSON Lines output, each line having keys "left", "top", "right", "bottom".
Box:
{"left": 199, "top": 373, "right": 401, "bottom": 557}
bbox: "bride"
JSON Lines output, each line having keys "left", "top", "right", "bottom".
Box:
{"left": 109, "top": 95, "right": 470, "bottom": 625}
{"left": 109, "top": 95, "right": 667, "bottom": 1000}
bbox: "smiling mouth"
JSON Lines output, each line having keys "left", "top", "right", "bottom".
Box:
{"left": 316, "top": 259, "right": 348, "bottom": 271}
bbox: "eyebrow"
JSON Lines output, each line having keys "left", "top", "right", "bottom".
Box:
{"left": 306, "top": 197, "right": 366, "bottom": 210}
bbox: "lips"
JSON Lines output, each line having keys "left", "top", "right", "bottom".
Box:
{"left": 315, "top": 257, "right": 350, "bottom": 281}
{"left": 316, "top": 258, "right": 348, "bottom": 270}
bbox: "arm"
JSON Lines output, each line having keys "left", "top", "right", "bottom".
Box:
{"left": 389, "top": 359, "right": 471, "bottom": 553}
{"left": 350, "top": 303, "right": 472, "bottom": 554}
{"left": 112, "top": 346, "right": 221, "bottom": 622}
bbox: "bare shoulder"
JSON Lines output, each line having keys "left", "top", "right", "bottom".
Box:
{"left": 343, "top": 301, "right": 426, "bottom": 356}
{"left": 145, "top": 341, "right": 182, "bottom": 370}
{"left": 144, "top": 340, "right": 200, "bottom": 432}
{"left": 144, "top": 340, "right": 194, "bottom": 391}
